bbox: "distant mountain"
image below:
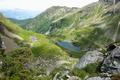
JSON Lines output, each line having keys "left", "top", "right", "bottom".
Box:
{"left": 10, "top": 6, "right": 79, "bottom": 33}
{"left": 0, "top": 9, "right": 40, "bottom": 20}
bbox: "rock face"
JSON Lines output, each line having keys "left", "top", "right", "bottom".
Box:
{"left": 101, "top": 46, "right": 120, "bottom": 74}
{"left": 0, "top": 23, "right": 19, "bottom": 53}
{"left": 0, "top": 22, "right": 5, "bottom": 34}
{"left": 99, "top": 0, "right": 120, "bottom": 4}
{"left": 86, "top": 76, "right": 111, "bottom": 80}
{"left": 3, "top": 36, "right": 18, "bottom": 53}
{"left": 75, "top": 50, "right": 104, "bottom": 69}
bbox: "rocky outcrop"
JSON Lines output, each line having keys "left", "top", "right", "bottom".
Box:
{"left": 3, "top": 36, "right": 18, "bottom": 53}
{"left": 75, "top": 50, "right": 104, "bottom": 69}
{"left": 99, "top": 0, "right": 120, "bottom": 4}
{"left": 75, "top": 45, "right": 120, "bottom": 80}
{"left": 101, "top": 46, "right": 120, "bottom": 74}
{"left": 0, "top": 23, "right": 20, "bottom": 53}
{"left": 108, "top": 2, "right": 120, "bottom": 13}
{"left": 86, "top": 76, "right": 111, "bottom": 80}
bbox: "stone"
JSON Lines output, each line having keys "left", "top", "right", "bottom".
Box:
{"left": 86, "top": 76, "right": 111, "bottom": 80}
{"left": 75, "top": 50, "right": 104, "bottom": 69}
{"left": 53, "top": 71, "right": 80, "bottom": 80}
{"left": 67, "top": 76, "right": 80, "bottom": 80}
{"left": 101, "top": 46, "right": 120, "bottom": 74}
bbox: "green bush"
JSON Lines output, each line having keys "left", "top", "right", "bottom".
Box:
{"left": 72, "top": 63, "right": 99, "bottom": 79}
{"left": 83, "top": 63, "right": 98, "bottom": 74}
{"left": 1, "top": 47, "right": 33, "bottom": 80}
{"left": 72, "top": 68, "right": 88, "bottom": 79}
{"left": 34, "top": 76, "right": 52, "bottom": 80}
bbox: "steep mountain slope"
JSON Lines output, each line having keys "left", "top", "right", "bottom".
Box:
{"left": 48, "top": 2, "right": 120, "bottom": 50}
{"left": 0, "top": 13, "right": 69, "bottom": 57}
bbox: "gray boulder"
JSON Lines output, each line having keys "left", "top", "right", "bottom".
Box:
{"left": 86, "top": 76, "right": 111, "bottom": 80}
{"left": 101, "top": 46, "right": 120, "bottom": 74}
{"left": 53, "top": 71, "right": 80, "bottom": 80}
{"left": 75, "top": 50, "right": 104, "bottom": 69}
{"left": 67, "top": 76, "right": 80, "bottom": 80}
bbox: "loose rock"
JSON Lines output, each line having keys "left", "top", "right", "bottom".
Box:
{"left": 101, "top": 46, "right": 120, "bottom": 74}
{"left": 75, "top": 50, "right": 104, "bottom": 69}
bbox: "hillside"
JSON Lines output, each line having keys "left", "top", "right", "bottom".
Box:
{"left": 9, "top": 1, "right": 120, "bottom": 54}
{"left": 0, "top": 12, "right": 71, "bottom": 56}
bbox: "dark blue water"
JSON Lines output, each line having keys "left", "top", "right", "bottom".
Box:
{"left": 57, "top": 41, "right": 80, "bottom": 52}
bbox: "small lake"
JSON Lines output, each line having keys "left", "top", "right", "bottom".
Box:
{"left": 56, "top": 41, "right": 80, "bottom": 53}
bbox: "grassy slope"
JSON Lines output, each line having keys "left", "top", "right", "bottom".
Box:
{"left": 0, "top": 14, "right": 68, "bottom": 58}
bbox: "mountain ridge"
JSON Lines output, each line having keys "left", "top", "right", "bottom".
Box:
{"left": 9, "top": 6, "right": 79, "bottom": 33}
